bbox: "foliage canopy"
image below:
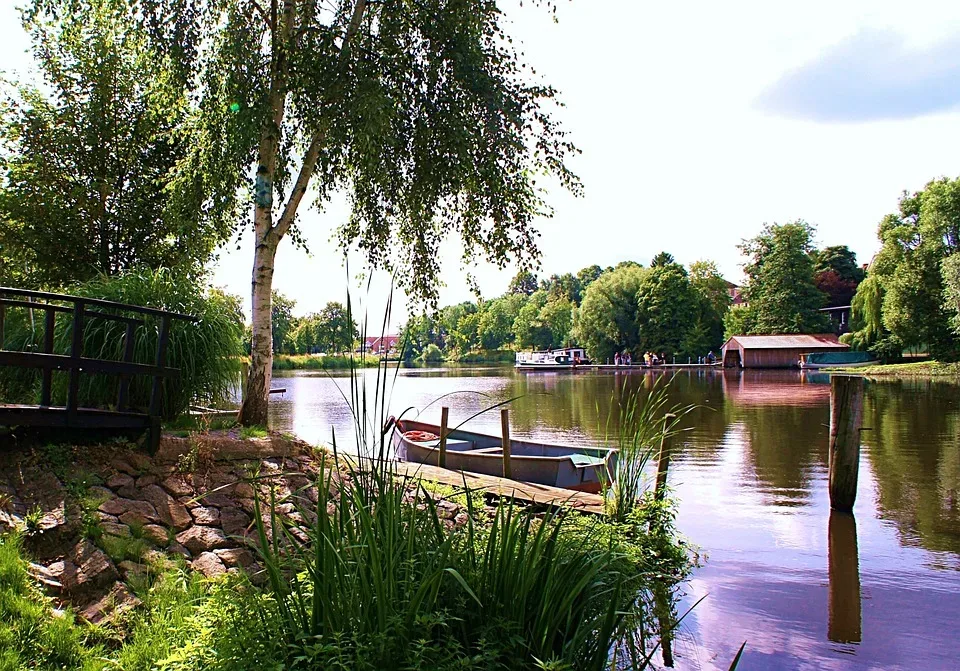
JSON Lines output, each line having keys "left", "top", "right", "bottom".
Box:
{"left": 0, "top": 0, "right": 233, "bottom": 287}
{"left": 847, "top": 177, "right": 960, "bottom": 361}
{"left": 726, "top": 221, "right": 829, "bottom": 336}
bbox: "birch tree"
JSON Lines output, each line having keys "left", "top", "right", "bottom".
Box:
{"left": 27, "top": 0, "right": 579, "bottom": 424}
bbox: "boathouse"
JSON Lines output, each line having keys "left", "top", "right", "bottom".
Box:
{"left": 721, "top": 334, "right": 848, "bottom": 368}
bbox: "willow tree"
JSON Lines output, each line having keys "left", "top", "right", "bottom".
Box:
{"left": 47, "top": 0, "right": 579, "bottom": 424}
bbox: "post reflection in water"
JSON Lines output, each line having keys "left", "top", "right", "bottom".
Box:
{"left": 827, "top": 510, "right": 861, "bottom": 644}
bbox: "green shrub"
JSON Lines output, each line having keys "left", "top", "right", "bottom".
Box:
{"left": 0, "top": 534, "right": 100, "bottom": 670}
{"left": 418, "top": 342, "right": 445, "bottom": 363}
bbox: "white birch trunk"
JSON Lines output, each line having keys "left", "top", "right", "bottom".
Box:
{"left": 239, "top": 210, "right": 278, "bottom": 426}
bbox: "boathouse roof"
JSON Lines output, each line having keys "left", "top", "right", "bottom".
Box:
{"left": 722, "top": 334, "right": 848, "bottom": 350}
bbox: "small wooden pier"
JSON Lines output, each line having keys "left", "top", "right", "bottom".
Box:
{"left": 0, "top": 287, "right": 196, "bottom": 451}
{"left": 394, "top": 461, "right": 605, "bottom": 515}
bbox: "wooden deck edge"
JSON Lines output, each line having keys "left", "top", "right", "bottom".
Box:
{"left": 393, "top": 461, "right": 606, "bottom": 515}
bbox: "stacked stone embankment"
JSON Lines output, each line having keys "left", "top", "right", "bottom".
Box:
{"left": 0, "top": 431, "right": 472, "bottom": 624}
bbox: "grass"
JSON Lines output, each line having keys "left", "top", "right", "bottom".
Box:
{"left": 272, "top": 353, "right": 380, "bottom": 370}
{"left": 238, "top": 425, "right": 269, "bottom": 440}
{"left": 0, "top": 534, "right": 104, "bottom": 670}
{"left": 164, "top": 414, "right": 238, "bottom": 434}
{"left": 823, "top": 361, "right": 960, "bottom": 376}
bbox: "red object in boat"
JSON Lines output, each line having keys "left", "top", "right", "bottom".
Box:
{"left": 403, "top": 430, "right": 439, "bottom": 442}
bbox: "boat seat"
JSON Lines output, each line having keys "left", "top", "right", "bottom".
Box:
{"left": 465, "top": 446, "right": 503, "bottom": 454}
{"left": 568, "top": 454, "right": 607, "bottom": 468}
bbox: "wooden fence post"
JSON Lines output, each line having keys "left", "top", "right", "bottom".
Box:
{"left": 829, "top": 376, "right": 864, "bottom": 513}
{"left": 39, "top": 308, "right": 55, "bottom": 407}
{"left": 438, "top": 406, "right": 449, "bottom": 468}
{"left": 501, "top": 408, "right": 513, "bottom": 480}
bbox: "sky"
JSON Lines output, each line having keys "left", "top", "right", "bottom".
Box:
{"left": 3, "top": 1, "right": 960, "bottom": 327}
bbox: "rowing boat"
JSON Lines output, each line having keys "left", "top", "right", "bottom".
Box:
{"left": 798, "top": 351, "right": 878, "bottom": 369}
{"left": 388, "top": 417, "right": 616, "bottom": 493}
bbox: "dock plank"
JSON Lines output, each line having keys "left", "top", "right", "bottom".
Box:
{"left": 393, "top": 461, "right": 605, "bottom": 515}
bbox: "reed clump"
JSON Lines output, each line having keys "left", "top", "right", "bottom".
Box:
{"left": 245, "top": 449, "right": 689, "bottom": 670}
{"left": 603, "top": 377, "right": 695, "bottom": 524}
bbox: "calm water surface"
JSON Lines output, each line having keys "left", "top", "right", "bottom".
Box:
{"left": 266, "top": 366, "right": 960, "bottom": 670}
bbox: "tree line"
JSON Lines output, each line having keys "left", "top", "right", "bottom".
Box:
{"left": 401, "top": 256, "right": 733, "bottom": 363}
{"left": 402, "top": 230, "right": 888, "bottom": 364}
{"left": 267, "top": 293, "right": 358, "bottom": 355}
{"left": 845, "top": 178, "right": 960, "bottom": 362}
{"left": 723, "top": 221, "right": 865, "bottom": 337}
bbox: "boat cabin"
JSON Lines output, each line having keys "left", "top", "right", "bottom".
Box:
{"left": 516, "top": 347, "right": 589, "bottom": 366}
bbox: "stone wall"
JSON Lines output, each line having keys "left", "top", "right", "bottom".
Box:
{"left": 0, "top": 432, "right": 335, "bottom": 623}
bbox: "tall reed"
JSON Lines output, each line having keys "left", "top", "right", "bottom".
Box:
{"left": 604, "top": 376, "right": 695, "bottom": 524}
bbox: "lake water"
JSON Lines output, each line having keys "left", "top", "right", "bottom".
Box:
{"left": 266, "top": 365, "right": 960, "bottom": 670}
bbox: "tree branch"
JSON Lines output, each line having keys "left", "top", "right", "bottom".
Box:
{"left": 249, "top": 0, "right": 270, "bottom": 27}
{"left": 272, "top": 0, "right": 367, "bottom": 240}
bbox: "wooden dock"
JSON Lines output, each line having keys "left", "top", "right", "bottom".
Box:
{"left": 393, "top": 461, "right": 605, "bottom": 515}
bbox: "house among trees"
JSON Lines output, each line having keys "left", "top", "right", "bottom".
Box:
{"left": 820, "top": 305, "right": 852, "bottom": 334}
{"left": 721, "top": 334, "right": 848, "bottom": 368}
{"left": 361, "top": 335, "right": 401, "bottom": 356}
{"left": 725, "top": 280, "right": 746, "bottom": 306}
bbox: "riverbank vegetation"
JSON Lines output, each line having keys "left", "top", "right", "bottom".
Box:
{"left": 1, "top": 443, "right": 693, "bottom": 670}
{"left": 826, "top": 361, "right": 960, "bottom": 376}
{"left": 844, "top": 177, "right": 960, "bottom": 363}
{"left": 272, "top": 353, "right": 380, "bottom": 370}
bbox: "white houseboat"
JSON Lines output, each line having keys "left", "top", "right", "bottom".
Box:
{"left": 515, "top": 347, "right": 590, "bottom": 370}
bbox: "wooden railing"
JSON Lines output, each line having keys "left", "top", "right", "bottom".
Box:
{"left": 0, "top": 287, "right": 196, "bottom": 451}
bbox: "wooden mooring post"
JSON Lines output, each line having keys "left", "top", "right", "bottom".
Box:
{"left": 438, "top": 406, "right": 449, "bottom": 468}
{"left": 501, "top": 408, "right": 513, "bottom": 479}
{"left": 828, "top": 376, "right": 864, "bottom": 513}
{"left": 655, "top": 413, "right": 677, "bottom": 500}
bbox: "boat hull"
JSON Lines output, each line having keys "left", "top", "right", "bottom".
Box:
{"left": 799, "top": 360, "right": 879, "bottom": 369}
{"left": 390, "top": 418, "right": 616, "bottom": 493}
{"left": 515, "top": 363, "right": 582, "bottom": 371}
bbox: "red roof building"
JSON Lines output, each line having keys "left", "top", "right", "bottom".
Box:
{"left": 362, "top": 335, "right": 400, "bottom": 355}
{"left": 721, "top": 334, "right": 848, "bottom": 369}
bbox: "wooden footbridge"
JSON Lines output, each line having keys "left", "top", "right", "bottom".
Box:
{"left": 0, "top": 287, "right": 195, "bottom": 450}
